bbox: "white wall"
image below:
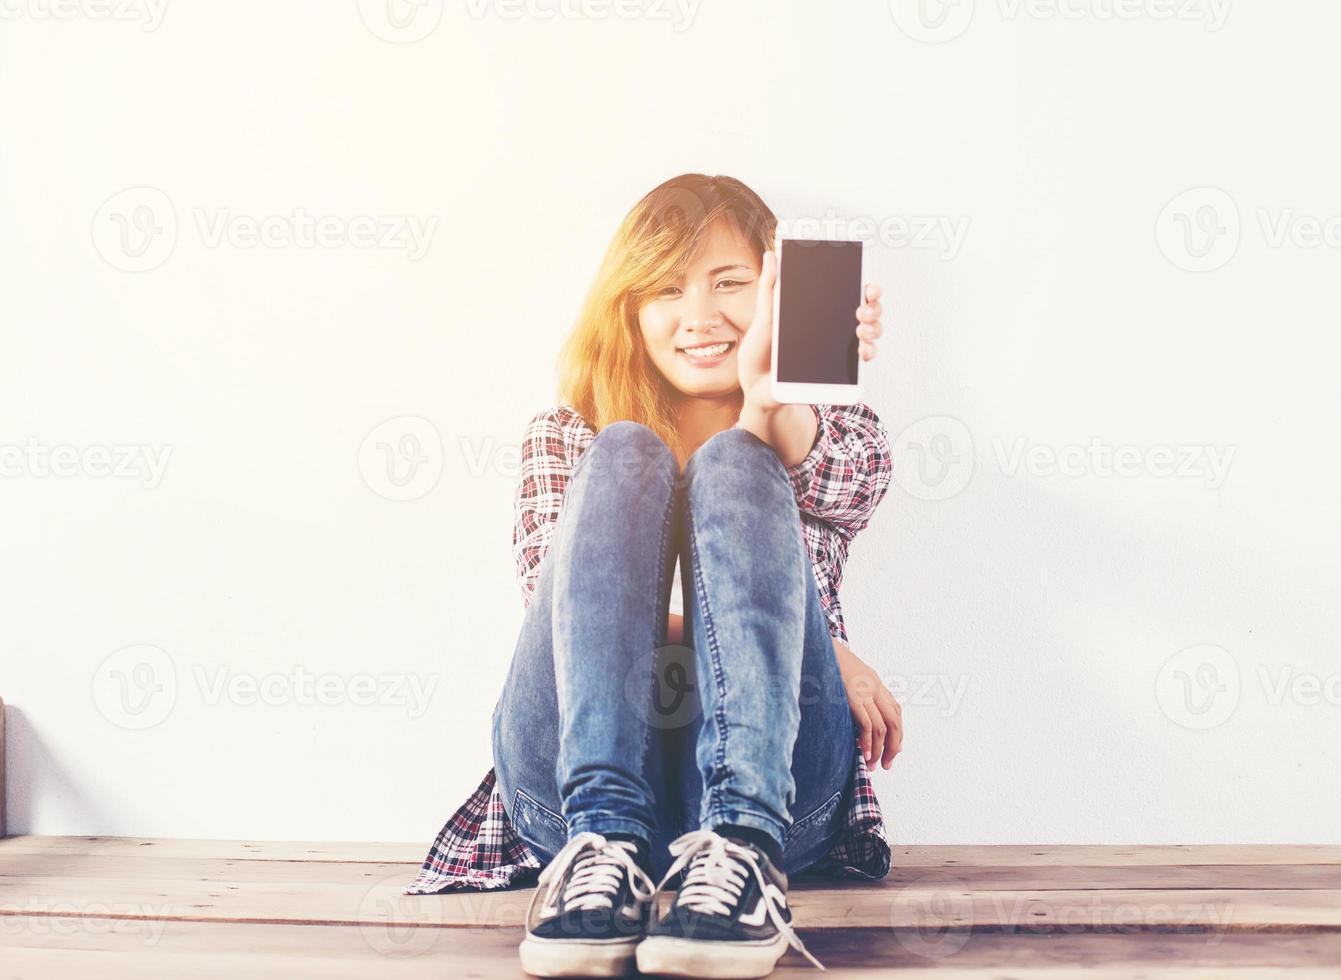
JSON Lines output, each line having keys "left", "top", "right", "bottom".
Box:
{"left": 2, "top": 1, "right": 1337, "bottom": 845}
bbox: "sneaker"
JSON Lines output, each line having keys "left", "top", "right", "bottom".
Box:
{"left": 519, "top": 831, "right": 657, "bottom": 977}
{"left": 636, "top": 829, "right": 824, "bottom": 978}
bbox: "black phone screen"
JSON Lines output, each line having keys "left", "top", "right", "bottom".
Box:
{"left": 776, "top": 238, "right": 862, "bottom": 385}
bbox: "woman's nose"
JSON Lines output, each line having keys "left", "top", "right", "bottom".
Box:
{"left": 682, "top": 287, "right": 722, "bottom": 331}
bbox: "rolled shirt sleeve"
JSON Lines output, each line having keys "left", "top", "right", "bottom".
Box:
{"left": 512, "top": 408, "right": 584, "bottom": 608}
{"left": 781, "top": 403, "right": 894, "bottom": 539}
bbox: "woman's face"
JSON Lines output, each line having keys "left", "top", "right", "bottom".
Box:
{"left": 637, "top": 218, "right": 761, "bottom": 400}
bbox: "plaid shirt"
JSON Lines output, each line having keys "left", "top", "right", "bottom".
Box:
{"left": 407, "top": 402, "right": 894, "bottom": 894}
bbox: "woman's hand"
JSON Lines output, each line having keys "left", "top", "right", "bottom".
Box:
{"left": 736, "top": 249, "right": 886, "bottom": 412}
{"left": 855, "top": 282, "right": 883, "bottom": 360}
{"left": 832, "top": 636, "right": 902, "bottom": 769}
{"left": 734, "top": 250, "right": 777, "bottom": 408}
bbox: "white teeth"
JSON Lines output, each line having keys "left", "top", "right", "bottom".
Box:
{"left": 681, "top": 342, "right": 731, "bottom": 358}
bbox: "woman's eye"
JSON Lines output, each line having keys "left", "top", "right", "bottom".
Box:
{"left": 658, "top": 286, "right": 681, "bottom": 297}
{"left": 717, "top": 279, "right": 747, "bottom": 289}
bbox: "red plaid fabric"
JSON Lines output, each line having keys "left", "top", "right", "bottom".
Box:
{"left": 407, "top": 402, "right": 894, "bottom": 894}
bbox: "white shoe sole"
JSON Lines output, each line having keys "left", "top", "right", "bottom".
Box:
{"left": 635, "top": 932, "right": 790, "bottom": 979}
{"left": 518, "top": 934, "right": 639, "bottom": 977}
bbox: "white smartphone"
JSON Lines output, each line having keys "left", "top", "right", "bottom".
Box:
{"left": 769, "top": 234, "right": 865, "bottom": 405}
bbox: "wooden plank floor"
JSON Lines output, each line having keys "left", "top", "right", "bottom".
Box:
{"left": 2, "top": 839, "right": 1339, "bottom": 978}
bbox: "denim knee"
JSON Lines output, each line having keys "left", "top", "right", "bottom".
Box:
{"left": 683, "top": 425, "right": 788, "bottom": 491}
{"left": 580, "top": 420, "right": 677, "bottom": 484}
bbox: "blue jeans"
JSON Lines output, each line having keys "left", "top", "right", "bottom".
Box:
{"left": 491, "top": 421, "right": 856, "bottom": 881}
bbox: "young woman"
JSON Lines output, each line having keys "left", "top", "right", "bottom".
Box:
{"left": 407, "top": 174, "right": 903, "bottom": 979}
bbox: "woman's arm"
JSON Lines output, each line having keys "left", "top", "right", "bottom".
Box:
{"left": 833, "top": 634, "right": 903, "bottom": 770}
{"left": 783, "top": 403, "right": 895, "bottom": 538}
{"left": 732, "top": 264, "right": 892, "bottom": 537}
{"left": 736, "top": 401, "right": 820, "bottom": 468}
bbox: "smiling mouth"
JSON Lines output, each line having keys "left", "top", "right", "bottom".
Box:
{"left": 677, "top": 340, "right": 735, "bottom": 360}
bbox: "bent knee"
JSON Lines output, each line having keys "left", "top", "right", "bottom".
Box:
{"left": 582, "top": 419, "right": 676, "bottom": 481}
{"left": 684, "top": 426, "right": 783, "bottom": 487}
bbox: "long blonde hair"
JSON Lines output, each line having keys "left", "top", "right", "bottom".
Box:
{"left": 556, "top": 173, "right": 778, "bottom": 461}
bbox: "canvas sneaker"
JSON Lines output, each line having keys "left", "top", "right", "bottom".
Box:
{"left": 519, "top": 831, "right": 657, "bottom": 977}
{"left": 636, "top": 828, "right": 824, "bottom": 978}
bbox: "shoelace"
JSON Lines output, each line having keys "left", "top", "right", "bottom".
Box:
{"left": 653, "top": 829, "right": 825, "bottom": 971}
{"left": 526, "top": 832, "right": 657, "bottom": 928}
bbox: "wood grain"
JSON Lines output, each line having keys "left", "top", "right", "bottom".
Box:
{"left": 2, "top": 838, "right": 1339, "bottom": 977}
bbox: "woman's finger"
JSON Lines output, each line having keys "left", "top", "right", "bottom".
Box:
{"left": 883, "top": 732, "right": 900, "bottom": 768}
{"left": 865, "top": 283, "right": 882, "bottom": 303}
{"left": 854, "top": 705, "right": 873, "bottom": 765}
{"left": 879, "top": 700, "right": 902, "bottom": 767}
{"left": 870, "top": 720, "right": 887, "bottom": 767}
